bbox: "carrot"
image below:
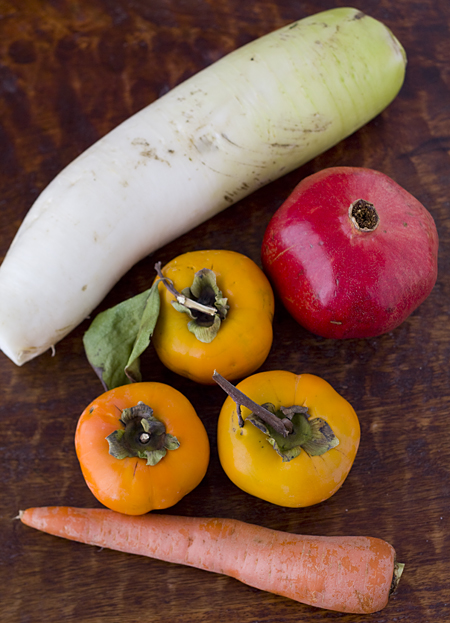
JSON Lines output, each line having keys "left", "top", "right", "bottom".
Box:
{"left": 19, "top": 506, "right": 404, "bottom": 613}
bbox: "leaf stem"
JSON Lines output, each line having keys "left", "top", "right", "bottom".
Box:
{"left": 212, "top": 371, "right": 293, "bottom": 437}
{"left": 154, "top": 262, "right": 218, "bottom": 316}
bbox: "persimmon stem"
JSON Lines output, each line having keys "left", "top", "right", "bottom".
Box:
{"left": 154, "top": 262, "right": 218, "bottom": 316}
{"left": 212, "top": 371, "right": 293, "bottom": 437}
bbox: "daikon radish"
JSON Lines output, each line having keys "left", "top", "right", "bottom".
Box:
{"left": 0, "top": 8, "right": 406, "bottom": 365}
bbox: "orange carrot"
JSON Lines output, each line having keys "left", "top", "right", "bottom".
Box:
{"left": 19, "top": 506, "right": 404, "bottom": 614}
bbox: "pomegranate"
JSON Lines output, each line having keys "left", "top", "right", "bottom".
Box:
{"left": 262, "top": 167, "right": 439, "bottom": 339}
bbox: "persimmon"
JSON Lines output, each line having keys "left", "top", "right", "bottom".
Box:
{"left": 152, "top": 250, "right": 275, "bottom": 384}
{"left": 75, "top": 382, "right": 210, "bottom": 515}
{"left": 216, "top": 370, "right": 360, "bottom": 507}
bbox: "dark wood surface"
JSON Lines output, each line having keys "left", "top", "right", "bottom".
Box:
{"left": 1, "top": 1, "right": 449, "bottom": 621}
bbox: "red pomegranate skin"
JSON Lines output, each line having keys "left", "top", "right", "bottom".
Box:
{"left": 262, "top": 167, "right": 439, "bottom": 339}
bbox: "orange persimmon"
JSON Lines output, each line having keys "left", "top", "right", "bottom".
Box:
{"left": 75, "top": 382, "right": 210, "bottom": 515}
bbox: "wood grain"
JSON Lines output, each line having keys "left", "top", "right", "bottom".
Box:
{"left": 1, "top": 1, "right": 449, "bottom": 621}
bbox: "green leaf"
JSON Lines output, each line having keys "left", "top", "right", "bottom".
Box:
{"left": 83, "top": 282, "right": 160, "bottom": 390}
{"left": 124, "top": 283, "right": 160, "bottom": 383}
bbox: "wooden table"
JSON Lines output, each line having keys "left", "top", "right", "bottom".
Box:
{"left": 1, "top": 1, "right": 449, "bottom": 621}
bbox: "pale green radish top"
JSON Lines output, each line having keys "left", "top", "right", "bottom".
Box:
{"left": 0, "top": 7, "right": 406, "bottom": 365}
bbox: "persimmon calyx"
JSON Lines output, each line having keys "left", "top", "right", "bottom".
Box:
{"left": 106, "top": 401, "right": 180, "bottom": 466}
{"left": 247, "top": 403, "right": 339, "bottom": 462}
{"left": 155, "top": 263, "right": 229, "bottom": 343}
